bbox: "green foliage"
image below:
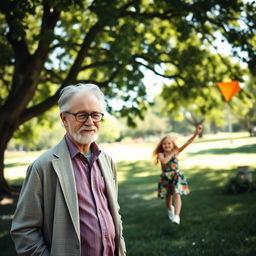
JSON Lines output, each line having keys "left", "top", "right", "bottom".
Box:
{"left": 0, "top": 0, "right": 255, "bottom": 124}
{"left": 8, "top": 108, "right": 64, "bottom": 150}
{"left": 98, "top": 116, "right": 121, "bottom": 143}
{"left": 231, "top": 77, "right": 256, "bottom": 131}
{"left": 119, "top": 95, "right": 171, "bottom": 138}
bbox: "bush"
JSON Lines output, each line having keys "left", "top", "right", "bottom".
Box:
{"left": 224, "top": 174, "right": 256, "bottom": 194}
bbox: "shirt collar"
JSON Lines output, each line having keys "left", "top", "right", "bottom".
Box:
{"left": 65, "top": 135, "right": 101, "bottom": 159}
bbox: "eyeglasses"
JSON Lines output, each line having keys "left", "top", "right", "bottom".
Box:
{"left": 64, "top": 111, "right": 104, "bottom": 122}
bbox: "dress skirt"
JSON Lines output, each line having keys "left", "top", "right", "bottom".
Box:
{"left": 158, "top": 157, "right": 189, "bottom": 198}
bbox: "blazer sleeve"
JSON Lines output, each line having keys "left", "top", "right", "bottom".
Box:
{"left": 10, "top": 163, "right": 50, "bottom": 256}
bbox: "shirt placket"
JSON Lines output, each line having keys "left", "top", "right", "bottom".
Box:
{"left": 77, "top": 154, "right": 102, "bottom": 256}
{"left": 90, "top": 161, "right": 109, "bottom": 255}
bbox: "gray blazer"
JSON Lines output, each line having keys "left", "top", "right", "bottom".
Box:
{"left": 11, "top": 138, "right": 126, "bottom": 256}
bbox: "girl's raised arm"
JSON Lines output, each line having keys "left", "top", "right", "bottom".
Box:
{"left": 178, "top": 125, "right": 203, "bottom": 154}
{"left": 157, "top": 152, "right": 175, "bottom": 164}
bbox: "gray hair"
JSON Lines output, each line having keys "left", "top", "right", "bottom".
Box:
{"left": 58, "top": 83, "right": 106, "bottom": 113}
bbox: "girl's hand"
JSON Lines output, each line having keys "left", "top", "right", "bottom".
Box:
{"left": 197, "top": 124, "right": 203, "bottom": 134}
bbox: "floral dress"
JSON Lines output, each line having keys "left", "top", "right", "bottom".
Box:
{"left": 158, "top": 156, "right": 189, "bottom": 199}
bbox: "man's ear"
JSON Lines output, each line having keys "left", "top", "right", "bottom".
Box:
{"left": 60, "top": 113, "right": 67, "bottom": 127}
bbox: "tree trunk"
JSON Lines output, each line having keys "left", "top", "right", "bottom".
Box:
{"left": 0, "top": 109, "right": 21, "bottom": 195}
{"left": 0, "top": 158, "right": 11, "bottom": 195}
{"left": 0, "top": 4, "right": 62, "bottom": 195}
{"left": 0, "top": 134, "right": 11, "bottom": 195}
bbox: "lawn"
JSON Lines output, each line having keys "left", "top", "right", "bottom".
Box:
{"left": 1, "top": 134, "right": 256, "bottom": 256}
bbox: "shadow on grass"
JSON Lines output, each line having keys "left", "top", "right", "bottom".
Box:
{"left": 195, "top": 135, "right": 248, "bottom": 144}
{"left": 189, "top": 143, "right": 256, "bottom": 156}
{"left": 8, "top": 178, "right": 24, "bottom": 187}
{"left": 4, "top": 162, "right": 29, "bottom": 168}
{"left": 117, "top": 160, "right": 256, "bottom": 256}
{"left": 0, "top": 199, "right": 17, "bottom": 256}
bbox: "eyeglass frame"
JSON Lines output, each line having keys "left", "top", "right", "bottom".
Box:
{"left": 64, "top": 111, "right": 104, "bottom": 122}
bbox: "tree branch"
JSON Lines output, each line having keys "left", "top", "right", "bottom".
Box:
{"left": 40, "top": 69, "right": 64, "bottom": 84}
{"left": 80, "top": 60, "right": 116, "bottom": 71}
{"left": 19, "top": 92, "right": 60, "bottom": 124}
{"left": 134, "top": 59, "right": 183, "bottom": 80}
{"left": 63, "top": 22, "right": 104, "bottom": 85}
{"left": 3, "top": 3, "right": 60, "bottom": 119}
{"left": 119, "top": 10, "right": 179, "bottom": 20}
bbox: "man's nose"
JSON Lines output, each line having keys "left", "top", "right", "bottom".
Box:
{"left": 84, "top": 115, "right": 94, "bottom": 125}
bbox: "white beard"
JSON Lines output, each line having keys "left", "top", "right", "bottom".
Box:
{"left": 69, "top": 126, "right": 98, "bottom": 145}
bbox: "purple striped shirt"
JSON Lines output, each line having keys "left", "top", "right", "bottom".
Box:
{"left": 65, "top": 136, "right": 116, "bottom": 256}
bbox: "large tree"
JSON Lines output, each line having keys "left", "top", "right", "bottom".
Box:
{"left": 0, "top": 0, "right": 255, "bottom": 194}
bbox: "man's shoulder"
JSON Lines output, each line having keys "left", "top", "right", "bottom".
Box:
{"left": 98, "top": 149, "right": 116, "bottom": 172}
{"left": 99, "top": 149, "right": 113, "bottom": 162}
{"left": 32, "top": 138, "right": 67, "bottom": 166}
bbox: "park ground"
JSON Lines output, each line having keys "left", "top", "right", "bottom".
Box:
{"left": 1, "top": 132, "right": 256, "bottom": 255}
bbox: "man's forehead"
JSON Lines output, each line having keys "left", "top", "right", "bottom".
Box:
{"left": 69, "top": 92, "right": 103, "bottom": 110}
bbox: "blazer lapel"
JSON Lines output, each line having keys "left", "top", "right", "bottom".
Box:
{"left": 98, "top": 152, "right": 117, "bottom": 207}
{"left": 51, "top": 138, "right": 80, "bottom": 240}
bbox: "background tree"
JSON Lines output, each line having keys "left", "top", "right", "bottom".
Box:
{"left": 7, "top": 107, "right": 64, "bottom": 151}
{"left": 0, "top": 0, "right": 255, "bottom": 194}
{"left": 98, "top": 116, "right": 121, "bottom": 143}
{"left": 119, "top": 96, "right": 170, "bottom": 139}
{"left": 231, "top": 78, "right": 256, "bottom": 134}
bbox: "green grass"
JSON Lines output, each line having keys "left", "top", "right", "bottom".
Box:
{"left": 118, "top": 160, "right": 256, "bottom": 256}
{"left": 0, "top": 202, "right": 16, "bottom": 256}
{"left": 189, "top": 143, "right": 256, "bottom": 155}
{"left": 1, "top": 136, "right": 256, "bottom": 255}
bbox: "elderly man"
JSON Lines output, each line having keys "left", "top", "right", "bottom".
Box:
{"left": 11, "top": 83, "right": 126, "bottom": 256}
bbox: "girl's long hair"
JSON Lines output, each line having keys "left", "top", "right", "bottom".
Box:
{"left": 152, "top": 135, "right": 178, "bottom": 165}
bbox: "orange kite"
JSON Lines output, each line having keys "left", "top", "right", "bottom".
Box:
{"left": 217, "top": 80, "right": 241, "bottom": 102}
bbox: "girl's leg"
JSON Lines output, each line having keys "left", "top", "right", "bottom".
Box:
{"left": 166, "top": 191, "right": 175, "bottom": 221}
{"left": 165, "top": 192, "right": 173, "bottom": 210}
{"left": 171, "top": 194, "right": 181, "bottom": 224}
{"left": 173, "top": 194, "right": 182, "bottom": 216}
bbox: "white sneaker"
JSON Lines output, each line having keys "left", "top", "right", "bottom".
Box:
{"left": 168, "top": 205, "right": 175, "bottom": 221}
{"left": 172, "top": 215, "right": 180, "bottom": 224}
